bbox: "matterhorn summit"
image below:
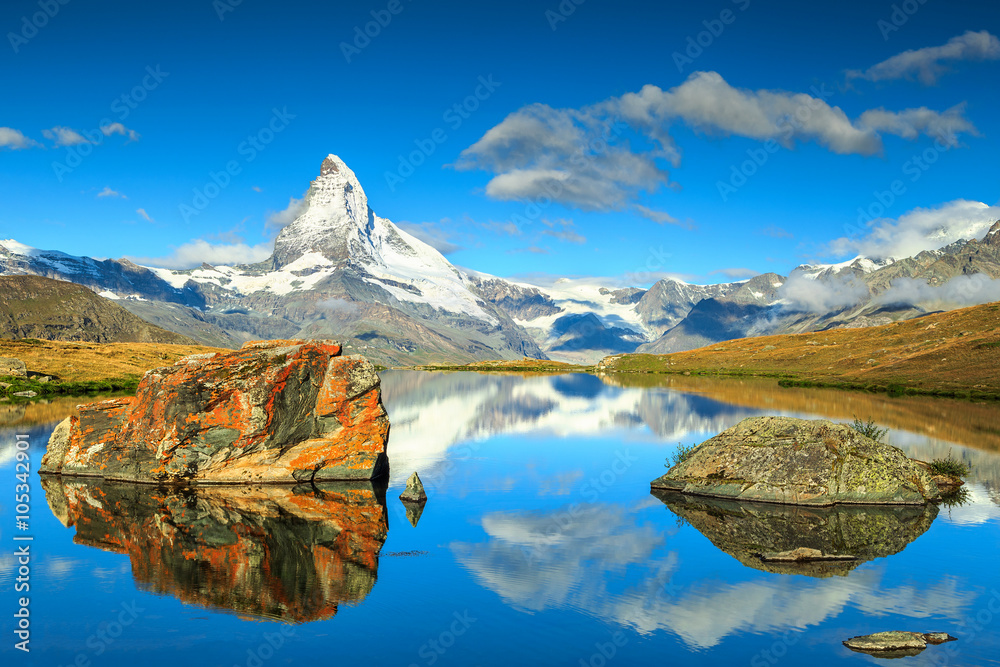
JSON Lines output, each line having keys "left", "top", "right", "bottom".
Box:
{"left": 271, "top": 155, "right": 374, "bottom": 268}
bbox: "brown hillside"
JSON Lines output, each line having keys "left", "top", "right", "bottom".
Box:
{"left": 600, "top": 301, "right": 1000, "bottom": 396}
{"left": 0, "top": 275, "right": 197, "bottom": 344}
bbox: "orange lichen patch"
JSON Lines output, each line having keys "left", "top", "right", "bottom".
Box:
{"left": 41, "top": 340, "right": 388, "bottom": 484}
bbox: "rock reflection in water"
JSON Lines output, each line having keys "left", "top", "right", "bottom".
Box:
{"left": 41, "top": 477, "right": 388, "bottom": 622}
{"left": 652, "top": 490, "right": 938, "bottom": 577}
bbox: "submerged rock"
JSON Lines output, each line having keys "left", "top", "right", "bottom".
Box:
{"left": 758, "top": 547, "right": 856, "bottom": 562}
{"left": 653, "top": 490, "right": 938, "bottom": 577}
{"left": 400, "top": 471, "right": 428, "bottom": 502}
{"left": 651, "top": 416, "right": 942, "bottom": 505}
{"left": 40, "top": 476, "right": 388, "bottom": 623}
{"left": 843, "top": 631, "right": 956, "bottom": 658}
{"left": 40, "top": 340, "right": 389, "bottom": 484}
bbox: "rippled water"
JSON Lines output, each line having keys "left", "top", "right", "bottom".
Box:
{"left": 2, "top": 372, "right": 999, "bottom": 666}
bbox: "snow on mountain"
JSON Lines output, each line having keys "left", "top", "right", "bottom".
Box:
{"left": 144, "top": 155, "right": 497, "bottom": 324}
{"left": 794, "top": 255, "right": 896, "bottom": 280}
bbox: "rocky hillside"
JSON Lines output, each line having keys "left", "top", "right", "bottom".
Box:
{"left": 0, "top": 276, "right": 197, "bottom": 344}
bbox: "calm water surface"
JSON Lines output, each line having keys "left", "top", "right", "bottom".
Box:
{"left": 2, "top": 372, "right": 999, "bottom": 666}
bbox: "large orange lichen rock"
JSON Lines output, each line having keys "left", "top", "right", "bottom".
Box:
{"left": 40, "top": 340, "right": 389, "bottom": 484}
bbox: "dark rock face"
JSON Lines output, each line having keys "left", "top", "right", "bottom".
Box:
{"left": 41, "top": 476, "right": 387, "bottom": 623}
{"left": 651, "top": 416, "right": 942, "bottom": 505}
{"left": 40, "top": 340, "right": 389, "bottom": 484}
{"left": 654, "top": 490, "right": 938, "bottom": 577}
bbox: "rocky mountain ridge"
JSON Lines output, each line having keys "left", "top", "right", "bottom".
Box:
{"left": 3, "top": 153, "right": 999, "bottom": 363}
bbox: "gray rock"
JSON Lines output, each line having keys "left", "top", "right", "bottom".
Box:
{"left": 399, "top": 471, "right": 427, "bottom": 503}
{"left": 0, "top": 357, "right": 27, "bottom": 378}
{"left": 843, "top": 631, "right": 956, "bottom": 657}
{"left": 37, "top": 375, "right": 52, "bottom": 383}
{"left": 0, "top": 382, "right": 11, "bottom": 390}
{"left": 651, "top": 416, "right": 942, "bottom": 505}
{"left": 13, "top": 391, "right": 37, "bottom": 398}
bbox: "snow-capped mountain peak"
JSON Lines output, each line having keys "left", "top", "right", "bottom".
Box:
{"left": 271, "top": 154, "right": 373, "bottom": 268}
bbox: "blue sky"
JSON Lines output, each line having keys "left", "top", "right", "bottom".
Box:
{"left": 1, "top": 0, "right": 998, "bottom": 285}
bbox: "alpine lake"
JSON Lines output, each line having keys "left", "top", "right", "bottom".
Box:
{"left": 2, "top": 371, "right": 999, "bottom": 666}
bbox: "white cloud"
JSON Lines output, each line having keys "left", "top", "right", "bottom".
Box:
{"left": 459, "top": 71, "right": 976, "bottom": 211}
{"left": 614, "top": 72, "right": 882, "bottom": 155}
{"left": 136, "top": 208, "right": 154, "bottom": 223}
{"left": 43, "top": 126, "right": 90, "bottom": 146}
{"left": 128, "top": 239, "right": 273, "bottom": 269}
{"left": 778, "top": 271, "right": 870, "bottom": 313}
{"left": 316, "top": 297, "right": 361, "bottom": 316}
{"left": 858, "top": 103, "right": 977, "bottom": 146}
{"left": 96, "top": 187, "right": 125, "bottom": 199}
{"left": 396, "top": 219, "right": 463, "bottom": 254}
{"left": 848, "top": 30, "right": 1000, "bottom": 85}
{"left": 0, "top": 127, "right": 37, "bottom": 150}
{"left": 828, "top": 199, "right": 1000, "bottom": 259}
{"left": 101, "top": 122, "right": 140, "bottom": 142}
{"left": 876, "top": 273, "right": 1000, "bottom": 309}
{"left": 632, "top": 204, "right": 679, "bottom": 226}
{"left": 265, "top": 194, "right": 308, "bottom": 232}
{"left": 457, "top": 103, "right": 668, "bottom": 211}
{"left": 713, "top": 268, "right": 760, "bottom": 279}
{"left": 540, "top": 218, "right": 586, "bottom": 244}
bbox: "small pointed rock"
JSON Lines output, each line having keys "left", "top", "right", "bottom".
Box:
{"left": 399, "top": 471, "right": 427, "bottom": 503}
{"left": 401, "top": 500, "right": 425, "bottom": 527}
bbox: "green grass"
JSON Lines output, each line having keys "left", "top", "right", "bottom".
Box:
{"left": 1, "top": 374, "right": 140, "bottom": 400}
{"left": 928, "top": 456, "right": 972, "bottom": 478}
{"left": 850, "top": 416, "right": 889, "bottom": 443}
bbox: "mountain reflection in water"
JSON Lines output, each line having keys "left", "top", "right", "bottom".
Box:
{"left": 40, "top": 477, "right": 388, "bottom": 623}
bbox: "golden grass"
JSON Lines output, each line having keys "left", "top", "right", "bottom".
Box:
{"left": 604, "top": 302, "right": 1000, "bottom": 396}
{"left": 0, "top": 339, "right": 227, "bottom": 382}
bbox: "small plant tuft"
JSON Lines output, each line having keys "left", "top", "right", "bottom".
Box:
{"left": 850, "top": 416, "right": 888, "bottom": 443}
{"left": 929, "top": 455, "right": 972, "bottom": 479}
{"left": 667, "top": 442, "right": 698, "bottom": 468}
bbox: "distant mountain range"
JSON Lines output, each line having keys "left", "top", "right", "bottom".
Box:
{"left": 2, "top": 154, "right": 998, "bottom": 364}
